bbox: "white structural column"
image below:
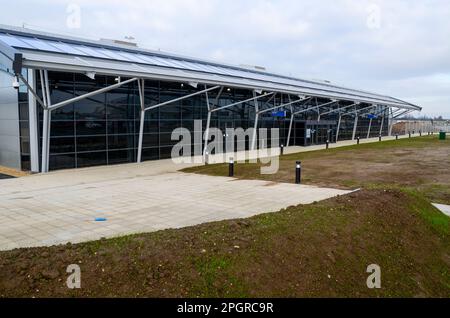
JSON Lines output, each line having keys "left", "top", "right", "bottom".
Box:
{"left": 136, "top": 85, "right": 221, "bottom": 162}
{"left": 379, "top": 114, "right": 385, "bottom": 136}
{"left": 253, "top": 95, "right": 310, "bottom": 149}
{"left": 352, "top": 111, "right": 359, "bottom": 140}
{"left": 202, "top": 86, "right": 221, "bottom": 158}
{"left": 336, "top": 115, "right": 342, "bottom": 142}
{"left": 286, "top": 99, "right": 337, "bottom": 146}
{"left": 204, "top": 90, "right": 272, "bottom": 153}
{"left": 366, "top": 118, "right": 373, "bottom": 139}
{"left": 388, "top": 108, "right": 394, "bottom": 136}
{"left": 27, "top": 69, "right": 39, "bottom": 173}
{"left": 286, "top": 95, "right": 295, "bottom": 147}
{"left": 251, "top": 91, "right": 259, "bottom": 151}
{"left": 137, "top": 79, "right": 145, "bottom": 163}
{"left": 35, "top": 76, "right": 140, "bottom": 172}
{"left": 40, "top": 70, "right": 52, "bottom": 173}
{"left": 286, "top": 114, "right": 294, "bottom": 147}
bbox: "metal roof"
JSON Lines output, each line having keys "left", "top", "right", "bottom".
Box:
{"left": 0, "top": 24, "right": 420, "bottom": 111}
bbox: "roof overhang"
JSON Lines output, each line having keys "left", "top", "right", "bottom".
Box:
{"left": 19, "top": 50, "right": 421, "bottom": 111}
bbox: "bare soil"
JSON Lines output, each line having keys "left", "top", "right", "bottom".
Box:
{"left": 0, "top": 189, "right": 448, "bottom": 298}
{"left": 184, "top": 136, "right": 450, "bottom": 204}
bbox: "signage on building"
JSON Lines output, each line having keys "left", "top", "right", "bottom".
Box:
{"left": 271, "top": 111, "right": 287, "bottom": 118}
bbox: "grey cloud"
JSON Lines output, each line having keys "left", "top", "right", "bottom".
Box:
{"left": 0, "top": 0, "right": 449, "bottom": 116}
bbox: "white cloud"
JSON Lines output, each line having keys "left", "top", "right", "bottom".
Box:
{"left": 1, "top": 0, "right": 449, "bottom": 116}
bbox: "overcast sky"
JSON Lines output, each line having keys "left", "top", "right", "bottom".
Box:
{"left": 1, "top": 0, "right": 449, "bottom": 117}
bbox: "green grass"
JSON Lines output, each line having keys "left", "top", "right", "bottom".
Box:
{"left": 183, "top": 135, "right": 450, "bottom": 205}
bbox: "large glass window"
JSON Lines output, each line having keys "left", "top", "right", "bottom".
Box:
{"left": 33, "top": 70, "right": 381, "bottom": 171}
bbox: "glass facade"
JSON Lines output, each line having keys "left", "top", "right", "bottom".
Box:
{"left": 17, "top": 70, "right": 389, "bottom": 171}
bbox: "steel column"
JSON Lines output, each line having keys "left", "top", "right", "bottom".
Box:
{"left": 352, "top": 114, "right": 359, "bottom": 140}
{"left": 27, "top": 69, "right": 39, "bottom": 173}
{"left": 286, "top": 114, "right": 294, "bottom": 147}
{"left": 39, "top": 70, "right": 52, "bottom": 173}
{"left": 251, "top": 91, "right": 259, "bottom": 151}
{"left": 367, "top": 118, "right": 373, "bottom": 139}
{"left": 202, "top": 85, "right": 215, "bottom": 158}
{"left": 336, "top": 115, "right": 342, "bottom": 142}
{"left": 137, "top": 80, "right": 145, "bottom": 163}
{"left": 379, "top": 115, "right": 385, "bottom": 136}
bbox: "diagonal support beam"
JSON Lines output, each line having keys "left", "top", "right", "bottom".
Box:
{"left": 258, "top": 97, "right": 311, "bottom": 115}
{"left": 319, "top": 102, "right": 359, "bottom": 117}
{"left": 145, "top": 85, "right": 221, "bottom": 112}
{"left": 286, "top": 100, "right": 338, "bottom": 147}
{"left": 211, "top": 92, "right": 274, "bottom": 113}
{"left": 137, "top": 79, "right": 145, "bottom": 163}
{"left": 49, "top": 77, "right": 139, "bottom": 111}
{"left": 17, "top": 73, "right": 46, "bottom": 109}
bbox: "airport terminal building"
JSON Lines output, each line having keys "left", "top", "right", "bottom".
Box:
{"left": 0, "top": 25, "right": 421, "bottom": 173}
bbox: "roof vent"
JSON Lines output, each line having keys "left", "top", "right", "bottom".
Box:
{"left": 100, "top": 37, "right": 138, "bottom": 47}
{"left": 239, "top": 64, "right": 266, "bottom": 72}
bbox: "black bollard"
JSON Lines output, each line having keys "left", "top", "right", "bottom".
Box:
{"left": 357, "top": 136, "right": 360, "bottom": 145}
{"left": 326, "top": 140, "right": 329, "bottom": 149}
{"left": 409, "top": 132, "right": 411, "bottom": 138}
{"left": 280, "top": 144, "right": 284, "bottom": 156}
{"left": 396, "top": 134, "right": 399, "bottom": 140}
{"left": 229, "top": 158, "right": 234, "bottom": 177}
{"left": 420, "top": 131, "right": 422, "bottom": 137}
{"left": 379, "top": 134, "right": 382, "bottom": 142}
{"left": 295, "top": 161, "right": 302, "bottom": 184}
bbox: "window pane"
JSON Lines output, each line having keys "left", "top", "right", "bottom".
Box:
{"left": 76, "top": 136, "right": 106, "bottom": 152}
{"left": 76, "top": 121, "right": 106, "bottom": 136}
{"left": 108, "top": 134, "right": 135, "bottom": 150}
{"left": 77, "top": 151, "right": 107, "bottom": 168}
{"left": 49, "top": 154, "right": 76, "bottom": 170}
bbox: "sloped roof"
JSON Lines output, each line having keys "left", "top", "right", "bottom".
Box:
{"left": 0, "top": 24, "right": 420, "bottom": 110}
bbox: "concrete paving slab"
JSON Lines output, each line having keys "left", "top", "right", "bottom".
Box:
{"left": 0, "top": 167, "right": 351, "bottom": 250}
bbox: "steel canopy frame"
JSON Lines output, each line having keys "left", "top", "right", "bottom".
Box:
{"left": 19, "top": 54, "right": 421, "bottom": 111}
{"left": 13, "top": 65, "right": 419, "bottom": 173}
{"left": 134, "top": 84, "right": 221, "bottom": 163}
{"left": 253, "top": 96, "right": 311, "bottom": 150}
{"left": 286, "top": 100, "right": 338, "bottom": 147}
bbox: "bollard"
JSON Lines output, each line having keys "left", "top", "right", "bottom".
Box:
{"left": 379, "top": 134, "right": 382, "bottom": 142}
{"left": 280, "top": 144, "right": 284, "bottom": 156}
{"left": 229, "top": 158, "right": 234, "bottom": 177}
{"left": 357, "top": 136, "right": 360, "bottom": 145}
{"left": 326, "top": 140, "right": 329, "bottom": 149}
{"left": 295, "top": 161, "right": 302, "bottom": 184}
{"left": 396, "top": 134, "right": 399, "bottom": 140}
{"left": 409, "top": 132, "right": 411, "bottom": 138}
{"left": 420, "top": 131, "right": 422, "bottom": 137}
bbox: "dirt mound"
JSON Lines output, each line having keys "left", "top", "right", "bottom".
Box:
{"left": 0, "top": 189, "right": 448, "bottom": 298}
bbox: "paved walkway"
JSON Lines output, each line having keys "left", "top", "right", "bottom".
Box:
{"left": 0, "top": 160, "right": 350, "bottom": 250}
{"left": 0, "top": 133, "right": 430, "bottom": 251}
{"left": 432, "top": 203, "right": 450, "bottom": 217}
